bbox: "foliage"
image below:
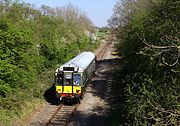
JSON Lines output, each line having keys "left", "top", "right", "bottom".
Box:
{"left": 0, "top": 0, "right": 97, "bottom": 125}
{"left": 109, "top": 0, "right": 180, "bottom": 125}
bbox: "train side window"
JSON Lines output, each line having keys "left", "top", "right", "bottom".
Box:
{"left": 73, "top": 74, "right": 81, "bottom": 86}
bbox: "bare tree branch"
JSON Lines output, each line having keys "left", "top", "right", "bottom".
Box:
{"left": 136, "top": 33, "right": 180, "bottom": 67}
{"left": 162, "top": 49, "right": 180, "bottom": 67}
{"left": 136, "top": 33, "right": 179, "bottom": 49}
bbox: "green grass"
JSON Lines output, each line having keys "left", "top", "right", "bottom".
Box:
{"left": 0, "top": 68, "right": 55, "bottom": 126}
{"left": 0, "top": 99, "right": 44, "bottom": 126}
{"left": 96, "top": 31, "right": 107, "bottom": 37}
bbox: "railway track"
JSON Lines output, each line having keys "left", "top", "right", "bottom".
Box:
{"left": 96, "top": 42, "right": 111, "bottom": 61}
{"left": 45, "top": 42, "right": 111, "bottom": 126}
{"left": 45, "top": 104, "right": 79, "bottom": 126}
{"left": 27, "top": 41, "right": 112, "bottom": 126}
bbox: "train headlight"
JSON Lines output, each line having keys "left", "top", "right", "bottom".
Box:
{"left": 76, "top": 90, "right": 80, "bottom": 94}
{"left": 57, "top": 89, "right": 61, "bottom": 93}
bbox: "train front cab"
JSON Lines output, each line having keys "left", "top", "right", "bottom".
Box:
{"left": 55, "top": 70, "right": 83, "bottom": 103}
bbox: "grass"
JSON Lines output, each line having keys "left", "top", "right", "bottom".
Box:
{"left": 0, "top": 99, "right": 44, "bottom": 126}
{"left": 96, "top": 31, "right": 107, "bottom": 38}
{"left": 0, "top": 67, "right": 55, "bottom": 126}
{"left": 107, "top": 59, "right": 129, "bottom": 126}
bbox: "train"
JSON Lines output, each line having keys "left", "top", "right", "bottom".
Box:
{"left": 54, "top": 52, "right": 96, "bottom": 103}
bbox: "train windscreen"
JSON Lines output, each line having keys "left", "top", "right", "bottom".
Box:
{"left": 56, "top": 74, "right": 63, "bottom": 85}
{"left": 73, "top": 74, "right": 81, "bottom": 86}
{"left": 65, "top": 73, "right": 72, "bottom": 85}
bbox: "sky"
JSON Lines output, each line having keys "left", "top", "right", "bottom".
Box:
{"left": 22, "top": 0, "right": 116, "bottom": 27}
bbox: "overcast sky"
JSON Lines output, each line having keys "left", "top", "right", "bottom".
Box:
{"left": 22, "top": 0, "right": 116, "bottom": 27}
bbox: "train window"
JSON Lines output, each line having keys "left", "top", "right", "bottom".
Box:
{"left": 56, "top": 74, "right": 63, "bottom": 85}
{"left": 73, "top": 74, "right": 81, "bottom": 86}
{"left": 65, "top": 79, "right": 72, "bottom": 85}
{"left": 65, "top": 73, "right": 72, "bottom": 85}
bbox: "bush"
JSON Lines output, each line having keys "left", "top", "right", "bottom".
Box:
{"left": 0, "top": 0, "right": 97, "bottom": 125}
{"left": 109, "top": 0, "right": 180, "bottom": 125}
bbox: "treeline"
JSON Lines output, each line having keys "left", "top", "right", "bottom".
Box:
{"left": 109, "top": 0, "right": 180, "bottom": 125}
{"left": 0, "top": 0, "right": 97, "bottom": 124}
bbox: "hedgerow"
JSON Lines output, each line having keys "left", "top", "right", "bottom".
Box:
{"left": 0, "top": 1, "right": 98, "bottom": 125}
{"left": 109, "top": 0, "right": 180, "bottom": 125}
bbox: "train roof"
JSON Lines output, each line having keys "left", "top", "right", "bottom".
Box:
{"left": 64, "top": 52, "right": 95, "bottom": 70}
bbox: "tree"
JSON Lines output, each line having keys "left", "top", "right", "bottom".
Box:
{"left": 109, "top": 0, "right": 180, "bottom": 125}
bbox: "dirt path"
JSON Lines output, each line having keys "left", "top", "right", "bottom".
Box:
{"left": 69, "top": 42, "right": 118, "bottom": 126}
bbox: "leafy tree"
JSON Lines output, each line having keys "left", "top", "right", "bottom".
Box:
{"left": 0, "top": 0, "right": 97, "bottom": 125}
{"left": 109, "top": 0, "right": 180, "bottom": 125}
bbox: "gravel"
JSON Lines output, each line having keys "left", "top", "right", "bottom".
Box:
{"left": 69, "top": 42, "right": 116, "bottom": 126}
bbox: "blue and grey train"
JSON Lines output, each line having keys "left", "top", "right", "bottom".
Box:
{"left": 54, "top": 52, "right": 96, "bottom": 103}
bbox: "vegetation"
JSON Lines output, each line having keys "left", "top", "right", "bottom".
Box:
{"left": 0, "top": 0, "right": 98, "bottom": 125}
{"left": 109, "top": 0, "right": 180, "bottom": 125}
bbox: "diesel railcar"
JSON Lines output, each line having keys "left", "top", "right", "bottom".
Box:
{"left": 54, "top": 52, "right": 96, "bottom": 103}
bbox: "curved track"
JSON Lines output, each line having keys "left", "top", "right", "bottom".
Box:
{"left": 96, "top": 42, "right": 111, "bottom": 61}
{"left": 27, "top": 41, "right": 112, "bottom": 126}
